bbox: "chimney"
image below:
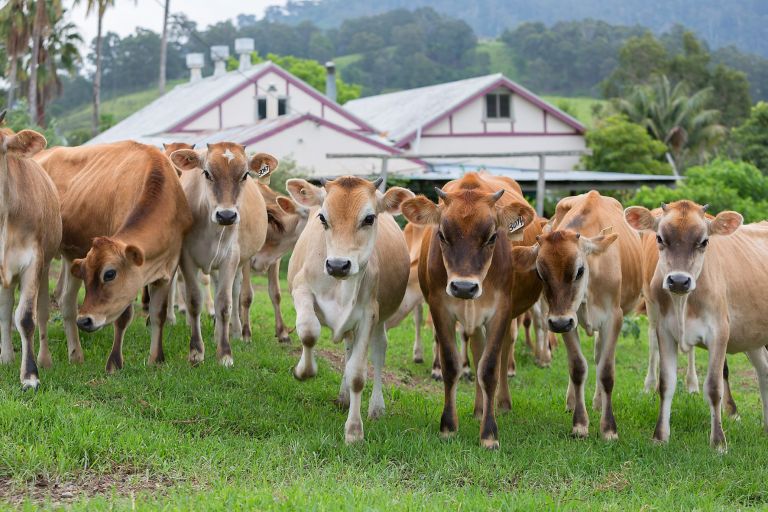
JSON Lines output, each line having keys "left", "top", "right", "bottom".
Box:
{"left": 325, "top": 61, "right": 337, "bottom": 102}
{"left": 186, "top": 53, "right": 204, "bottom": 83}
{"left": 211, "top": 45, "right": 230, "bottom": 77}
{"left": 235, "top": 38, "right": 255, "bottom": 71}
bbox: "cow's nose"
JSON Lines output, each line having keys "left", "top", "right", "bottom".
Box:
{"left": 325, "top": 258, "right": 352, "bottom": 278}
{"left": 666, "top": 273, "right": 692, "bottom": 294}
{"left": 215, "top": 209, "right": 238, "bottom": 225}
{"left": 449, "top": 280, "right": 479, "bottom": 299}
{"left": 548, "top": 317, "right": 575, "bottom": 333}
{"left": 76, "top": 316, "right": 95, "bottom": 332}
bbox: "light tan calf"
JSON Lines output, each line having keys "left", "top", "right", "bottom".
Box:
{"left": 35, "top": 141, "right": 192, "bottom": 372}
{"left": 287, "top": 176, "right": 412, "bottom": 443}
{"left": 169, "top": 143, "right": 276, "bottom": 366}
{"left": 0, "top": 115, "right": 62, "bottom": 388}
{"left": 511, "top": 190, "right": 642, "bottom": 439}
{"left": 625, "top": 201, "right": 768, "bottom": 450}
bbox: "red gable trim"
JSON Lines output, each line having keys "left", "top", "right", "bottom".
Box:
{"left": 394, "top": 76, "right": 585, "bottom": 148}
{"left": 167, "top": 62, "right": 376, "bottom": 133}
{"left": 241, "top": 113, "right": 427, "bottom": 167}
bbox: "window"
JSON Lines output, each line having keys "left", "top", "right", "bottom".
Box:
{"left": 485, "top": 93, "right": 512, "bottom": 119}
{"left": 278, "top": 98, "right": 287, "bottom": 116}
{"left": 257, "top": 98, "right": 267, "bottom": 120}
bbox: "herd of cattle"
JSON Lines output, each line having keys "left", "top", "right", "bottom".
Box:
{"left": 1, "top": 111, "right": 767, "bottom": 453}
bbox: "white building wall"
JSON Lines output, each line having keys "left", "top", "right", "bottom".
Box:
{"left": 256, "top": 120, "right": 419, "bottom": 177}
{"left": 512, "top": 95, "right": 545, "bottom": 132}
{"left": 185, "top": 108, "right": 220, "bottom": 131}
{"left": 221, "top": 86, "right": 256, "bottom": 127}
{"left": 546, "top": 115, "right": 575, "bottom": 134}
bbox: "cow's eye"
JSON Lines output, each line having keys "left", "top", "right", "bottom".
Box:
{"left": 318, "top": 213, "right": 328, "bottom": 229}
{"left": 362, "top": 214, "right": 376, "bottom": 226}
{"left": 103, "top": 269, "right": 117, "bottom": 282}
{"left": 241, "top": 172, "right": 250, "bottom": 181}
{"left": 575, "top": 266, "right": 585, "bottom": 281}
{"left": 437, "top": 230, "right": 447, "bottom": 244}
{"left": 485, "top": 232, "right": 497, "bottom": 246}
{"left": 202, "top": 169, "right": 213, "bottom": 181}
{"left": 656, "top": 234, "right": 664, "bottom": 246}
{"left": 699, "top": 238, "right": 709, "bottom": 248}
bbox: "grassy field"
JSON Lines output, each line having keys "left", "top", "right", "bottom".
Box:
{"left": 1, "top": 274, "right": 767, "bottom": 510}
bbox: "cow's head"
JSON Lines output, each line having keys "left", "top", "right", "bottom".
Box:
{"left": 251, "top": 190, "right": 311, "bottom": 271}
{"left": 71, "top": 237, "right": 146, "bottom": 331}
{"left": 287, "top": 176, "right": 414, "bottom": 278}
{"left": 170, "top": 143, "right": 277, "bottom": 226}
{"left": 0, "top": 111, "right": 47, "bottom": 159}
{"left": 625, "top": 201, "right": 742, "bottom": 295}
{"left": 511, "top": 229, "right": 617, "bottom": 332}
{"left": 402, "top": 186, "right": 534, "bottom": 300}
{"left": 162, "top": 142, "right": 194, "bottom": 176}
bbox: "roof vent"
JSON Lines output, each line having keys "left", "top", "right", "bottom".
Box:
{"left": 186, "top": 53, "right": 204, "bottom": 83}
{"left": 211, "top": 45, "right": 230, "bottom": 77}
{"left": 325, "top": 61, "right": 337, "bottom": 102}
{"left": 235, "top": 38, "right": 255, "bottom": 71}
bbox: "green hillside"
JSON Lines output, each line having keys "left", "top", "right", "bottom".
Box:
{"left": 476, "top": 39, "right": 518, "bottom": 79}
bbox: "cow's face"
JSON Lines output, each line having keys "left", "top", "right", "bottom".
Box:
{"left": 402, "top": 187, "right": 534, "bottom": 300}
{"left": 625, "top": 201, "right": 742, "bottom": 295}
{"left": 171, "top": 143, "right": 277, "bottom": 226}
{"left": 251, "top": 194, "right": 310, "bottom": 271}
{"left": 71, "top": 237, "right": 146, "bottom": 331}
{"left": 511, "top": 230, "right": 617, "bottom": 332}
{"left": 287, "top": 177, "right": 413, "bottom": 278}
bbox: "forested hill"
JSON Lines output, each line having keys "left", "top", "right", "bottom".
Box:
{"left": 265, "top": 0, "right": 768, "bottom": 58}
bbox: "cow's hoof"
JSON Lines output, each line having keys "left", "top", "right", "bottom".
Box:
{"left": 480, "top": 438, "right": 499, "bottom": 450}
{"left": 439, "top": 429, "right": 457, "bottom": 440}
{"left": 602, "top": 430, "right": 619, "bottom": 441}
{"left": 293, "top": 366, "right": 316, "bottom": 381}
{"left": 105, "top": 356, "right": 123, "bottom": 374}
{"left": 497, "top": 400, "right": 512, "bottom": 413}
{"left": 278, "top": 334, "right": 292, "bottom": 344}
{"left": 431, "top": 370, "right": 443, "bottom": 381}
{"left": 413, "top": 356, "right": 424, "bottom": 364}
{"left": 572, "top": 424, "right": 589, "bottom": 438}
{"left": 334, "top": 396, "right": 350, "bottom": 410}
{"left": 1, "top": 351, "right": 14, "bottom": 364}
{"left": 368, "top": 405, "right": 385, "bottom": 420}
{"left": 21, "top": 376, "right": 40, "bottom": 391}
{"left": 37, "top": 352, "right": 53, "bottom": 370}
{"left": 218, "top": 355, "right": 234, "bottom": 368}
{"left": 188, "top": 350, "right": 204, "bottom": 366}
{"left": 507, "top": 369, "right": 516, "bottom": 378}
{"left": 344, "top": 423, "right": 364, "bottom": 444}
{"left": 69, "top": 349, "right": 84, "bottom": 365}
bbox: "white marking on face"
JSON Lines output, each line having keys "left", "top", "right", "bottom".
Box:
{"left": 222, "top": 148, "right": 235, "bottom": 163}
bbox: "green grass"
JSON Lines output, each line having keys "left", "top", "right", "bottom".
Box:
{"left": 543, "top": 96, "right": 606, "bottom": 128}
{"left": 1, "top": 274, "right": 767, "bottom": 510}
{"left": 477, "top": 39, "right": 519, "bottom": 80}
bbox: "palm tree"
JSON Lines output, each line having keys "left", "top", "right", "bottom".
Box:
{"left": 158, "top": 0, "right": 170, "bottom": 94}
{"left": 0, "top": 0, "right": 33, "bottom": 109}
{"left": 615, "top": 75, "right": 726, "bottom": 173}
{"left": 29, "top": 0, "right": 62, "bottom": 122}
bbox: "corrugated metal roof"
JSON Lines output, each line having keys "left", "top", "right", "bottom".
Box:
{"left": 88, "top": 61, "right": 274, "bottom": 145}
{"left": 345, "top": 74, "right": 501, "bottom": 142}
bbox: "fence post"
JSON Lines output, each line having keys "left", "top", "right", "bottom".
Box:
{"left": 536, "top": 154, "right": 546, "bottom": 217}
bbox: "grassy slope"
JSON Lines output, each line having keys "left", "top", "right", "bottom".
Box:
{"left": 1, "top": 274, "right": 767, "bottom": 510}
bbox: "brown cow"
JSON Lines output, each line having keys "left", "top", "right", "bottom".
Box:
{"left": 625, "top": 201, "right": 765, "bottom": 450}
{"left": 511, "top": 191, "right": 642, "bottom": 439}
{"left": 0, "top": 114, "right": 62, "bottom": 388}
{"left": 35, "top": 141, "right": 192, "bottom": 372}
{"left": 402, "top": 171, "right": 541, "bottom": 449}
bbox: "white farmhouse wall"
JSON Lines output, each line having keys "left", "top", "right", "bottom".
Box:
{"left": 256, "top": 120, "right": 418, "bottom": 176}
{"left": 184, "top": 108, "right": 220, "bottom": 131}
{"left": 546, "top": 114, "right": 574, "bottom": 134}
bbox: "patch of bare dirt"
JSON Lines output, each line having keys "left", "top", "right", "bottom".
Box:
{"left": 0, "top": 468, "right": 195, "bottom": 507}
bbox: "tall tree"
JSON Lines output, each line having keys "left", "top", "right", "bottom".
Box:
{"left": 158, "top": 0, "right": 170, "bottom": 94}
{"left": 29, "top": 0, "right": 61, "bottom": 122}
{"left": 0, "top": 0, "right": 33, "bottom": 109}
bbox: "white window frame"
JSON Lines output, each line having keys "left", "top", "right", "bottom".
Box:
{"left": 483, "top": 91, "right": 514, "bottom": 122}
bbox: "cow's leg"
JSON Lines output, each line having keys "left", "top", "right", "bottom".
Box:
{"left": 343, "top": 310, "right": 374, "bottom": 444}
{"left": 535, "top": 301, "right": 553, "bottom": 367}
{"left": 686, "top": 349, "right": 699, "bottom": 394}
{"left": 0, "top": 284, "right": 14, "bottom": 364}
{"left": 468, "top": 328, "right": 484, "bottom": 419}
{"left": 497, "top": 327, "right": 513, "bottom": 413}
{"left": 745, "top": 347, "right": 768, "bottom": 433}
{"left": 336, "top": 334, "right": 353, "bottom": 408}
{"left": 268, "top": 261, "right": 291, "bottom": 343}
{"left": 562, "top": 328, "right": 589, "bottom": 437}
{"left": 431, "top": 337, "right": 442, "bottom": 381}
{"left": 412, "top": 303, "right": 424, "bottom": 364}
{"left": 368, "top": 321, "right": 387, "bottom": 419}
{"left": 433, "top": 308, "right": 461, "bottom": 438}
{"left": 476, "top": 308, "right": 509, "bottom": 449}
{"left": 523, "top": 313, "right": 533, "bottom": 352}
{"left": 723, "top": 358, "right": 739, "bottom": 419}
{"left": 592, "top": 330, "right": 603, "bottom": 410}
{"left": 36, "top": 265, "right": 53, "bottom": 369}
{"left": 60, "top": 259, "right": 84, "bottom": 364}
{"left": 53, "top": 264, "right": 65, "bottom": 307}
{"left": 202, "top": 272, "right": 216, "bottom": 317}
{"left": 644, "top": 306, "right": 659, "bottom": 393}
{"left": 229, "top": 266, "right": 243, "bottom": 341}
{"left": 17, "top": 263, "right": 41, "bottom": 389}
{"left": 141, "top": 286, "right": 151, "bottom": 314}
{"left": 164, "top": 272, "right": 177, "bottom": 325}
{"left": 105, "top": 305, "right": 133, "bottom": 373}
{"left": 180, "top": 256, "right": 204, "bottom": 364}
{"left": 239, "top": 265, "right": 253, "bottom": 343}
{"left": 507, "top": 317, "right": 518, "bottom": 378}
{"left": 460, "top": 329, "right": 472, "bottom": 380}
{"left": 148, "top": 278, "right": 171, "bottom": 366}
{"left": 176, "top": 272, "right": 188, "bottom": 319}
{"left": 704, "top": 334, "right": 728, "bottom": 451}
{"left": 654, "top": 326, "right": 678, "bottom": 443}
{"left": 293, "top": 284, "right": 319, "bottom": 380}
{"left": 213, "top": 258, "right": 238, "bottom": 367}
{"left": 595, "top": 311, "right": 621, "bottom": 440}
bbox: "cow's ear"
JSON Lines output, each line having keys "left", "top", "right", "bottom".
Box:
{"left": 624, "top": 206, "right": 658, "bottom": 232}
{"left": 170, "top": 149, "right": 202, "bottom": 172}
{"left": 581, "top": 233, "right": 618, "bottom": 255}
{"left": 286, "top": 179, "right": 325, "bottom": 207}
{"left": 377, "top": 187, "right": 415, "bottom": 215}
{"left": 401, "top": 196, "right": 440, "bottom": 225}
{"left": 276, "top": 196, "right": 297, "bottom": 215}
{"left": 510, "top": 245, "right": 539, "bottom": 272}
{"left": 497, "top": 200, "right": 535, "bottom": 241}
{"left": 5, "top": 129, "right": 47, "bottom": 157}
{"left": 709, "top": 211, "right": 742, "bottom": 236}
{"left": 71, "top": 259, "right": 85, "bottom": 280}
{"left": 124, "top": 245, "right": 144, "bottom": 267}
{"left": 249, "top": 153, "right": 278, "bottom": 184}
